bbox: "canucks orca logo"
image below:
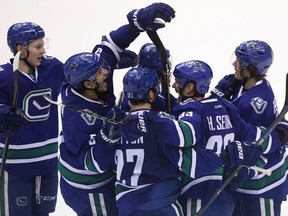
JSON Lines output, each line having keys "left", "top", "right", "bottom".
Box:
{"left": 250, "top": 97, "right": 268, "bottom": 114}
{"left": 81, "top": 110, "right": 97, "bottom": 125}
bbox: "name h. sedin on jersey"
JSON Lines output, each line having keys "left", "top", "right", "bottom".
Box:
{"left": 207, "top": 114, "right": 233, "bottom": 131}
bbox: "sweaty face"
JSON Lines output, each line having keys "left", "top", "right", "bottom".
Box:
{"left": 25, "top": 38, "right": 46, "bottom": 67}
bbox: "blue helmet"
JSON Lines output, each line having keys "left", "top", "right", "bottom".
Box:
{"left": 64, "top": 52, "right": 110, "bottom": 90}
{"left": 173, "top": 60, "right": 213, "bottom": 94}
{"left": 138, "top": 43, "right": 171, "bottom": 75}
{"left": 123, "top": 67, "right": 160, "bottom": 100}
{"left": 235, "top": 40, "right": 273, "bottom": 75}
{"left": 7, "top": 22, "right": 45, "bottom": 54}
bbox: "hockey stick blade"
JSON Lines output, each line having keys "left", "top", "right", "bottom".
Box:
{"left": 196, "top": 73, "right": 288, "bottom": 216}
{"left": 43, "top": 95, "right": 117, "bottom": 125}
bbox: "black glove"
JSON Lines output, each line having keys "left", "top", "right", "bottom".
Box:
{"left": 117, "top": 49, "right": 138, "bottom": 69}
{"left": 0, "top": 104, "right": 25, "bottom": 133}
{"left": 210, "top": 74, "right": 242, "bottom": 99}
{"left": 127, "top": 2, "right": 175, "bottom": 32}
{"left": 220, "top": 141, "right": 263, "bottom": 168}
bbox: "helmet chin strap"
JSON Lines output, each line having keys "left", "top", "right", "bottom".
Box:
{"left": 20, "top": 50, "right": 34, "bottom": 69}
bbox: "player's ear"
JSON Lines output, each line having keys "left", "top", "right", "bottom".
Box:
{"left": 185, "top": 82, "right": 195, "bottom": 95}
{"left": 147, "top": 89, "right": 157, "bottom": 103}
{"left": 83, "top": 80, "right": 95, "bottom": 89}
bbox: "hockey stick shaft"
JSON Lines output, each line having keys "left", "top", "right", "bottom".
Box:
{"left": 43, "top": 95, "right": 117, "bottom": 125}
{"left": 0, "top": 52, "right": 20, "bottom": 186}
{"left": 196, "top": 73, "right": 288, "bottom": 216}
{"left": 146, "top": 30, "right": 172, "bottom": 114}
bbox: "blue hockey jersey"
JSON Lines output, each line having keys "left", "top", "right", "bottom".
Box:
{"left": 114, "top": 109, "right": 225, "bottom": 215}
{"left": 59, "top": 23, "right": 144, "bottom": 192}
{"left": 58, "top": 81, "right": 115, "bottom": 192}
{"left": 231, "top": 80, "right": 288, "bottom": 201}
{"left": 172, "top": 97, "right": 281, "bottom": 202}
{"left": 0, "top": 56, "right": 64, "bottom": 176}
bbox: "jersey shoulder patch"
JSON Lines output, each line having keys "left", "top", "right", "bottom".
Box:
{"left": 80, "top": 110, "right": 97, "bottom": 125}
{"left": 250, "top": 97, "right": 268, "bottom": 114}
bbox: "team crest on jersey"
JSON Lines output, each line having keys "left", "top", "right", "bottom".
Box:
{"left": 80, "top": 110, "right": 97, "bottom": 125}
{"left": 158, "top": 111, "right": 175, "bottom": 120}
{"left": 23, "top": 89, "right": 52, "bottom": 121}
{"left": 250, "top": 97, "right": 268, "bottom": 114}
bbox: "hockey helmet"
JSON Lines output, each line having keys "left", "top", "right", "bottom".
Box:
{"left": 138, "top": 43, "right": 171, "bottom": 75}
{"left": 173, "top": 60, "right": 213, "bottom": 94}
{"left": 235, "top": 40, "right": 273, "bottom": 75}
{"left": 64, "top": 52, "right": 110, "bottom": 90}
{"left": 123, "top": 67, "right": 160, "bottom": 100}
{"left": 7, "top": 22, "right": 45, "bottom": 54}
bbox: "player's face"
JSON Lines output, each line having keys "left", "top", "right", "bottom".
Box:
{"left": 26, "top": 38, "right": 46, "bottom": 67}
{"left": 233, "top": 58, "right": 249, "bottom": 80}
{"left": 172, "top": 78, "right": 180, "bottom": 93}
{"left": 95, "top": 68, "right": 109, "bottom": 92}
{"left": 96, "top": 67, "right": 109, "bottom": 83}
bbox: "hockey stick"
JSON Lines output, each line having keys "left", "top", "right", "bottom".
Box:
{"left": 146, "top": 30, "right": 172, "bottom": 114}
{"left": 196, "top": 73, "right": 288, "bottom": 216}
{"left": 0, "top": 52, "right": 21, "bottom": 186}
{"left": 248, "top": 165, "right": 271, "bottom": 176}
{"left": 43, "top": 95, "right": 117, "bottom": 125}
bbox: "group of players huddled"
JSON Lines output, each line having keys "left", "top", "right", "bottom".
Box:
{"left": 1, "top": 2, "right": 288, "bottom": 216}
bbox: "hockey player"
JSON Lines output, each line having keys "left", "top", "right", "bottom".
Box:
{"left": 58, "top": 2, "right": 176, "bottom": 215}
{"left": 96, "top": 66, "right": 267, "bottom": 216}
{"left": 210, "top": 40, "right": 288, "bottom": 216}
{"left": 0, "top": 22, "right": 64, "bottom": 216}
{"left": 120, "top": 42, "right": 177, "bottom": 112}
{"left": 59, "top": 52, "right": 118, "bottom": 215}
{"left": 170, "top": 60, "right": 287, "bottom": 216}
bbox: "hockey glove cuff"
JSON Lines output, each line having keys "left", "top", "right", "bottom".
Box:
{"left": 220, "top": 141, "right": 263, "bottom": 168}
{"left": 117, "top": 49, "right": 138, "bottom": 69}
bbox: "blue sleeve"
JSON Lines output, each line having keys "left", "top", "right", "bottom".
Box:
{"left": 181, "top": 148, "right": 223, "bottom": 178}
{"left": 154, "top": 111, "right": 201, "bottom": 148}
{"left": 109, "top": 24, "right": 140, "bottom": 49}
